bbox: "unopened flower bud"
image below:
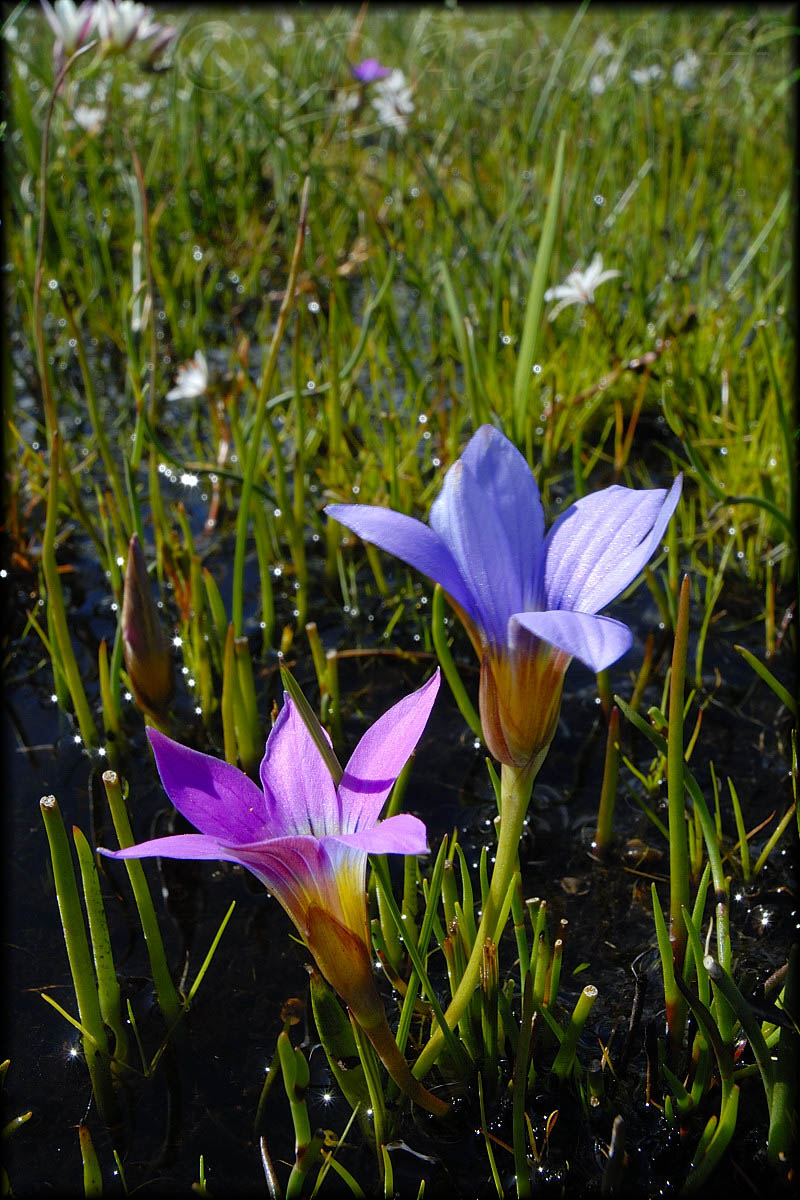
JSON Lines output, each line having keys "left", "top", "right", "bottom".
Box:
{"left": 122, "top": 533, "right": 173, "bottom": 720}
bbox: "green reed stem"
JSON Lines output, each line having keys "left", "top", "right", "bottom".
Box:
{"left": 513, "top": 970, "right": 534, "bottom": 1200}
{"left": 39, "top": 797, "right": 116, "bottom": 1126}
{"left": 704, "top": 956, "right": 774, "bottom": 1109}
{"left": 768, "top": 942, "right": 799, "bottom": 1168}
{"left": 101, "top": 770, "right": 181, "bottom": 1029}
{"left": 431, "top": 584, "right": 482, "bottom": 740}
{"left": 73, "top": 827, "right": 128, "bottom": 1068}
{"left": 78, "top": 1124, "right": 102, "bottom": 1198}
{"left": 42, "top": 434, "right": 99, "bottom": 747}
{"left": 232, "top": 177, "right": 310, "bottom": 637}
{"left": 413, "top": 756, "right": 540, "bottom": 1080}
{"left": 667, "top": 576, "right": 691, "bottom": 1047}
{"left": 551, "top": 985, "right": 598, "bottom": 1081}
{"left": 512, "top": 130, "right": 566, "bottom": 445}
{"left": 61, "top": 297, "right": 131, "bottom": 533}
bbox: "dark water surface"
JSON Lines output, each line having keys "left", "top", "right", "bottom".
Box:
{"left": 3, "top": 525, "right": 796, "bottom": 1196}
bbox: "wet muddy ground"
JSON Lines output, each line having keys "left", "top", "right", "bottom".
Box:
{"left": 3, "top": 521, "right": 796, "bottom": 1196}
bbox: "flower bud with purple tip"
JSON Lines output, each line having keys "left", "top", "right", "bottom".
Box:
{"left": 121, "top": 533, "right": 173, "bottom": 721}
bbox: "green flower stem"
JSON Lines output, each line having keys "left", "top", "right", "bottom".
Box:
{"left": 39, "top": 798, "right": 117, "bottom": 1127}
{"left": 102, "top": 771, "right": 181, "bottom": 1029}
{"left": 667, "top": 575, "right": 691, "bottom": 1048}
{"left": 593, "top": 705, "right": 621, "bottom": 858}
{"left": 413, "top": 758, "right": 539, "bottom": 1081}
{"left": 232, "top": 177, "right": 310, "bottom": 638}
{"left": 358, "top": 1010, "right": 449, "bottom": 1118}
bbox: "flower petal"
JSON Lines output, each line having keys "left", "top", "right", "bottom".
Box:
{"left": 511, "top": 611, "right": 633, "bottom": 672}
{"left": 338, "top": 671, "right": 440, "bottom": 833}
{"left": 325, "top": 504, "right": 473, "bottom": 615}
{"left": 147, "top": 728, "right": 267, "bottom": 844}
{"left": 98, "top": 833, "right": 241, "bottom": 862}
{"left": 259, "top": 696, "right": 341, "bottom": 838}
{"left": 330, "top": 813, "right": 429, "bottom": 855}
{"left": 543, "top": 475, "right": 682, "bottom": 613}
{"left": 429, "top": 428, "right": 544, "bottom": 644}
{"left": 458, "top": 425, "right": 545, "bottom": 608}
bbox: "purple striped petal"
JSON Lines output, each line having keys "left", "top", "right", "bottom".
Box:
{"left": 458, "top": 425, "right": 545, "bottom": 608}
{"left": 330, "top": 813, "right": 429, "bottom": 855}
{"left": 147, "top": 728, "right": 267, "bottom": 844}
{"left": 511, "top": 611, "right": 633, "bottom": 672}
{"left": 259, "top": 697, "right": 341, "bottom": 838}
{"left": 429, "top": 457, "right": 522, "bottom": 647}
{"left": 326, "top": 504, "right": 474, "bottom": 616}
{"left": 98, "top": 833, "right": 241, "bottom": 862}
{"left": 543, "top": 475, "right": 682, "bottom": 613}
{"left": 338, "top": 670, "right": 440, "bottom": 833}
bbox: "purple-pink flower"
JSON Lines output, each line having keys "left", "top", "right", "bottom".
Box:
{"left": 327, "top": 425, "right": 681, "bottom": 770}
{"left": 99, "top": 676, "right": 437, "bottom": 1014}
{"left": 350, "top": 57, "right": 391, "bottom": 83}
{"left": 99, "top": 670, "right": 448, "bottom": 1113}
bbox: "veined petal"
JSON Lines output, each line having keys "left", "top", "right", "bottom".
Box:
{"left": 232, "top": 835, "right": 335, "bottom": 924}
{"left": 147, "top": 728, "right": 267, "bottom": 844}
{"left": 511, "top": 610, "right": 633, "bottom": 672}
{"left": 325, "top": 504, "right": 473, "bottom": 616}
{"left": 429, "top": 457, "right": 522, "bottom": 646}
{"left": 543, "top": 475, "right": 682, "bottom": 613}
{"left": 329, "top": 813, "right": 429, "bottom": 855}
{"left": 98, "top": 833, "right": 241, "bottom": 862}
{"left": 259, "top": 697, "right": 341, "bottom": 838}
{"left": 338, "top": 671, "right": 440, "bottom": 832}
{"left": 458, "top": 425, "right": 545, "bottom": 608}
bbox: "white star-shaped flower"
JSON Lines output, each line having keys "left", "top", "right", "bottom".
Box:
{"left": 544, "top": 254, "right": 621, "bottom": 320}
{"left": 166, "top": 350, "right": 209, "bottom": 401}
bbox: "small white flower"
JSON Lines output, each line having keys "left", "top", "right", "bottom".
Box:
{"left": 544, "top": 254, "right": 621, "bottom": 320}
{"left": 41, "top": 0, "right": 96, "bottom": 57}
{"left": 630, "top": 63, "right": 664, "bottom": 87}
{"left": 73, "top": 103, "right": 105, "bottom": 131}
{"left": 589, "top": 73, "right": 607, "bottom": 96}
{"left": 672, "top": 50, "right": 700, "bottom": 91}
{"left": 96, "top": 0, "right": 146, "bottom": 49}
{"left": 592, "top": 34, "right": 615, "bottom": 58}
{"left": 372, "top": 68, "right": 414, "bottom": 132}
{"left": 334, "top": 87, "right": 360, "bottom": 114}
{"left": 166, "top": 350, "right": 209, "bottom": 401}
{"left": 96, "top": 0, "right": 174, "bottom": 59}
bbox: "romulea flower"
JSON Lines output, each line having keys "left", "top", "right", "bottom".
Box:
{"left": 350, "top": 57, "right": 391, "bottom": 83}
{"left": 327, "top": 425, "right": 681, "bottom": 773}
{"left": 630, "top": 63, "right": 665, "bottom": 88}
{"left": 371, "top": 67, "right": 414, "bottom": 132}
{"left": 95, "top": 0, "right": 174, "bottom": 60}
{"left": 166, "top": 349, "right": 209, "bottom": 401}
{"left": 544, "top": 253, "right": 621, "bottom": 321}
{"left": 98, "top": 672, "right": 448, "bottom": 1115}
{"left": 41, "top": 0, "right": 96, "bottom": 67}
{"left": 672, "top": 50, "right": 700, "bottom": 91}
